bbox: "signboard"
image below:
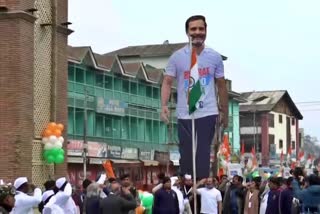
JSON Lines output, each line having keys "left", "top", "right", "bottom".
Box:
{"left": 67, "top": 140, "right": 83, "bottom": 156}
{"left": 96, "top": 97, "right": 128, "bottom": 116}
{"left": 139, "top": 150, "right": 154, "bottom": 160}
{"left": 227, "top": 163, "right": 243, "bottom": 178}
{"left": 269, "top": 144, "right": 276, "bottom": 160}
{"left": 107, "top": 145, "right": 122, "bottom": 159}
{"left": 154, "top": 151, "right": 169, "bottom": 164}
{"left": 87, "top": 141, "right": 107, "bottom": 158}
{"left": 67, "top": 140, "right": 108, "bottom": 158}
{"left": 121, "top": 147, "right": 138, "bottom": 159}
{"left": 169, "top": 150, "right": 180, "bottom": 161}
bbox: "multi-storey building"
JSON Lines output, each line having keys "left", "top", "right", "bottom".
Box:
{"left": 240, "top": 90, "right": 303, "bottom": 166}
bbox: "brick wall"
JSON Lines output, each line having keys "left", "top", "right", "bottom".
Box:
{"left": 0, "top": 14, "right": 35, "bottom": 182}
{"left": 2, "top": 0, "right": 35, "bottom": 11}
{"left": 0, "top": 0, "right": 71, "bottom": 182}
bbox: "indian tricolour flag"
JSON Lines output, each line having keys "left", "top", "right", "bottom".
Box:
{"left": 188, "top": 48, "right": 202, "bottom": 114}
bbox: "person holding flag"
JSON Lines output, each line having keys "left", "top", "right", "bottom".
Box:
{"left": 161, "top": 15, "right": 228, "bottom": 180}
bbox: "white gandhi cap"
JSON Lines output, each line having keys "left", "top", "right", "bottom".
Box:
{"left": 42, "top": 190, "right": 55, "bottom": 202}
{"left": 14, "top": 177, "right": 28, "bottom": 189}
{"left": 184, "top": 174, "right": 192, "bottom": 180}
{"left": 56, "top": 177, "right": 67, "bottom": 189}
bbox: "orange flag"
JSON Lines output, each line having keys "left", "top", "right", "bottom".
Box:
{"left": 102, "top": 160, "right": 115, "bottom": 178}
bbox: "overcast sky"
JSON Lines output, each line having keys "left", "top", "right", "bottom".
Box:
{"left": 69, "top": 0, "right": 320, "bottom": 141}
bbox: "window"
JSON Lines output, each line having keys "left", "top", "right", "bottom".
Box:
{"left": 75, "top": 108, "right": 84, "bottom": 135}
{"left": 104, "top": 75, "right": 113, "bottom": 89}
{"left": 145, "top": 120, "right": 152, "bottom": 142}
{"left": 152, "top": 87, "right": 159, "bottom": 99}
{"left": 268, "top": 114, "right": 274, "bottom": 128}
{"left": 95, "top": 115, "right": 104, "bottom": 137}
{"left": 159, "top": 123, "right": 167, "bottom": 143}
{"left": 85, "top": 70, "right": 94, "bottom": 85}
{"left": 292, "top": 118, "right": 295, "bottom": 126}
{"left": 152, "top": 121, "right": 159, "bottom": 143}
{"left": 292, "top": 141, "right": 296, "bottom": 150}
{"left": 269, "top": 134, "right": 275, "bottom": 145}
{"left": 87, "top": 110, "right": 94, "bottom": 136}
{"left": 121, "top": 117, "right": 129, "bottom": 139}
{"left": 279, "top": 115, "right": 283, "bottom": 123}
{"left": 67, "top": 107, "right": 74, "bottom": 135}
{"left": 137, "top": 118, "right": 145, "bottom": 141}
{"left": 279, "top": 139, "right": 283, "bottom": 149}
{"left": 75, "top": 68, "right": 85, "bottom": 83}
{"left": 114, "top": 77, "right": 122, "bottom": 91}
{"left": 68, "top": 66, "right": 75, "bottom": 81}
{"left": 138, "top": 84, "right": 146, "bottom": 96}
{"left": 146, "top": 86, "right": 152, "bottom": 98}
{"left": 113, "top": 117, "right": 121, "bottom": 139}
{"left": 130, "top": 82, "right": 137, "bottom": 94}
{"left": 104, "top": 117, "right": 112, "bottom": 137}
{"left": 95, "top": 73, "right": 104, "bottom": 88}
{"left": 299, "top": 133, "right": 302, "bottom": 147}
{"left": 122, "top": 80, "right": 129, "bottom": 93}
{"left": 130, "top": 117, "right": 137, "bottom": 140}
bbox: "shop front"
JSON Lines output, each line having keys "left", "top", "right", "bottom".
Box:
{"left": 67, "top": 140, "right": 142, "bottom": 188}
{"left": 169, "top": 150, "right": 180, "bottom": 174}
{"left": 108, "top": 146, "right": 143, "bottom": 187}
{"left": 139, "top": 150, "right": 159, "bottom": 191}
{"left": 154, "top": 151, "right": 174, "bottom": 176}
{"left": 67, "top": 140, "right": 107, "bottom": 187}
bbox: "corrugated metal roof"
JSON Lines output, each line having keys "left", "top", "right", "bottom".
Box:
{"left": 68, "top": 46, "right": 90, "bottom": 62}
{"left": 93, "top": 53, "right": 115, "bottom": 70}
{"left": 104, "top": 43, "right": 187, "bottom": 57}
{"left": 121, "top": 62, "right": 141, "bottom": 76}
{"left": 239, "top": 90, "right": 303, "bottom": 119}
{"left": 104, "top": 42, "right": 228, "bottom": 60}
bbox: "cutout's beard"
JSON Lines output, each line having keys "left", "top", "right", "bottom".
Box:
{"left": 191, "top": 36, "right": 205, "bottom": 47}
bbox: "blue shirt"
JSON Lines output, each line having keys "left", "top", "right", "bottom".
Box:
{"left": 266, "top": 189, "right": 281, "bottom": 214}
{"left": 165, "top": 45, "right": 224, "bottom": 119}
{"left": 153, "top": 188, "right": 179, "bottom": 214}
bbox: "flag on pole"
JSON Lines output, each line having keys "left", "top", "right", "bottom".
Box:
{"left": 188, "top": 47, "right": 202, "bottom": 114}
{"left": 305, "top": 154, "right": 312, "bottom": 169}
{"left": 280, "top": 150, "right": 284, "bottom": 165}
{"left": 298, "top": 150, "right": 305, "bottom": 162}
{"left": 240, "top": 140, "right": 245, "bottom": 166}
{"left": 287, "top": 146, "right": 292, "bottom": 163}
{"left": 251, "top": 146, "right": 258, "bottom": 169}
{"left": 219, "top": 134, "right": 231, "bottom": 162}
{"left": 241, "top": 141, "right": 245, "bottom": 158}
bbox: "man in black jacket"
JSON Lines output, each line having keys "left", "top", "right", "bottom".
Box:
{"left": 100, "top": 180, "right": 137, "bottom": 214}
{"left": 153, "top": 177, "right": 179, "bottom": 214}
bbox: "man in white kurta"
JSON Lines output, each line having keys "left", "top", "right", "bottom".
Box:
{"left": 42, "top": 190, "right": 64, "bottom": 214}
{"left": 12, "top": 177, "right": 42, "bottom": 214}
{"left": 54, "top": 177, "right": 77, "bottom": 214}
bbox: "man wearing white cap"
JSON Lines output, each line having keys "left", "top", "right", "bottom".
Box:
{"left": 12, "top": 177, "right": 42, "bottom": 214}
{"left": 41, "top": 190, "right": 64, "bottom": 214}
{"left": 181, "top": 174, "right": 199, "bottom": 214}
{"left": 55, "top": 177, "right": 77, "bottom": 214}
{"left": 171, "top": 176, "right": 189, "bottom": 214}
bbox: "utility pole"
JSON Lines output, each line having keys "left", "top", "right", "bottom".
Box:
{"left": 83, "top": 87, "right": 88, "bottom": 179}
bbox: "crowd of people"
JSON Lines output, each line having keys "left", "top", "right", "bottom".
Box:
{"left": 0, "top": 167, "right": 320, "bottom": 214}
{"left": 151, "top": 167, "right": 320, "bottom": 214}
{"left": 0, "top": 174, "right": 140, "bottom": 214}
